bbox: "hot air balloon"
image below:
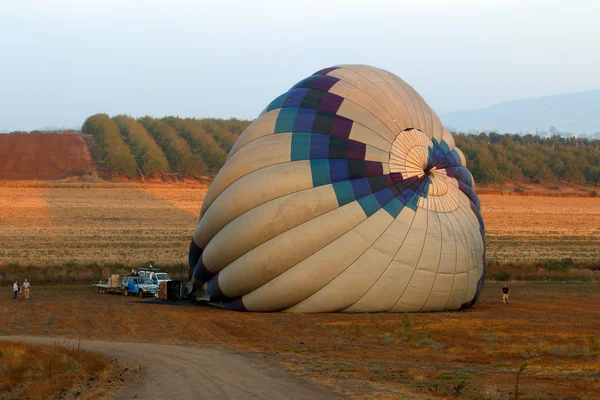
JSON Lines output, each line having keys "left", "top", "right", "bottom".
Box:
{"left": 188, "top": 65, "right": 485, "bottom": 312}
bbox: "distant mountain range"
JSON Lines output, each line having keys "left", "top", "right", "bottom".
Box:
{"left": 440, "top": 89, "right": 600, "bottom": 136}
{"left": 3, "top": 90, "right": 600, "bottom": 138}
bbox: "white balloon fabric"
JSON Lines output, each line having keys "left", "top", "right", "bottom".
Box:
{"left": 189, "top": 65, "right": 486, "bottom": 312}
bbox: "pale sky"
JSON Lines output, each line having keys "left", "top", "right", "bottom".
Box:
{"left": 1, "top": 0, "right": 599, "bottom": 131}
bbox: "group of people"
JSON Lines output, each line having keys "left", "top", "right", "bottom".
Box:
{"left": 12, "top": 279, "right": 31, "bottom": 300}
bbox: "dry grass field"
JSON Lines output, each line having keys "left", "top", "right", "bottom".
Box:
{"left": 1, "top": 187, "right": 599, "bottom": 272}
{"left": 0, "top": 187, "right": 200, "bottom": 268}
{"left": 1, "top": 283, "right": 598, "bottom": 399}
{"left": 481, "top": 195, "right": 600, "bottom": 263}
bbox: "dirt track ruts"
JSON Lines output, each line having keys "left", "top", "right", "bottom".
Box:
{"left": 1, "top": 336, "right": 345, "bottom": 400}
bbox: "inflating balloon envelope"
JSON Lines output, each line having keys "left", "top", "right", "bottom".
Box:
{"left": 188, "top": 65, "right": 485, "bottom": 312}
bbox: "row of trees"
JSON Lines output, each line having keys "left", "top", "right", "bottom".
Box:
{"left": 81, "top": 115, "right": 599, "bottom": 186}
{"left": 82, "top": 114, "right": 250, "bottom": 179}
{"left": 455, "top": 133, "right": 600, "bottom": 186}
{"left": 113, "top": 116, "right": 170, "bottom": 177}
{"left": 81, "top": 114, "right": 138, "bottom": 178}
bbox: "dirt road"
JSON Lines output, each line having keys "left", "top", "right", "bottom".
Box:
{"left": 1, "top": 336, "right": 344, "bottom": 400}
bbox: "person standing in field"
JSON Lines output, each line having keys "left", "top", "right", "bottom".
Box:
{"left": 23, "top": 279, "right": 31, "bottom": 299}
{"left": 502, "top": 284, "right": 510, "bottom": 304}
{"left": 13, "top": 281, "right": 18, "bottom": 300}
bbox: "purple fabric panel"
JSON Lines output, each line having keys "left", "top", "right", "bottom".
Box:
{"left": 404, "top": 175, "right": 420, "bottom": 186}
{"left": 384, "top": 174, "right": 394, "bottom": 187}
{"left": 312, "top": 75, "right": 340, "bottom": 92}
{"left": 330, "top": 116, "right": 353, "bottom": 138}
{"left": 319, "top": 93, "right": 344, "bottom": 114}
{"left": 313, "top": 66, "right": 340, "bottom": 76}
{"left": 347, "top": 141, "right": 366, "bottom": 159}
{"left": 189, "top": 239, "right": 201, "bottom": 253}
{"left": 365, "top": 161, "right": 383, "bottom": 177}
{"left": 390, "top": 172, "right": 403, "bottom": 183}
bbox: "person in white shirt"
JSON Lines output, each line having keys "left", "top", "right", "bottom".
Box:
{"left": 23, "top": 279, "right": 31, "bottom": 299}
{"left": 13, "top": 281, "right": 18, "bottom": 300}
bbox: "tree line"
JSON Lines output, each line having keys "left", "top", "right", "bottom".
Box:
{"left": 81, "top": 114, "right": 250, "bottom": 179}
{"left": 454, "top": 132, "right": 600, "bottom": 186}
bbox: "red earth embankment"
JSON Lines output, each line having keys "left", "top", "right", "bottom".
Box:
{"left": 0, "top": 133, "right": 94, "bottom": 180}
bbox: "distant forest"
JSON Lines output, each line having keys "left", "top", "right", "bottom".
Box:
{"left": 454, "top": 132, "right": 600, "bottom": 186}
{"left": 81, "top": 114, "right": 250, "bottom": 179}
{"left": 34, "top": 116, "right": 599, "bottom": 186}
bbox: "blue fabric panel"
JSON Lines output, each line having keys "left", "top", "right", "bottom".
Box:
{"left": 222, "top": 297, "right": 248, "bottom": 311}
{"left": 266, "top": 93, "right": 286, "bottom": 112}
{"left": 350, "top": 178, "right": 372, "bottom": 198}
{"left": 188, "top": 239, "right": 202, "bottom": 268}
{"left": 282, "top": 88, "right": 309, "bottom": 108}
{"left": 310, "top": 159, "right": 331, "bottom": 186}
{"left": 438, "top": 139, "right": 450, "bottom": 157}
{"left": 406, "top": 192, "right": 419, "bottom": 211}
{"left": 332, "top": 180, "right": 355, "bottom": 206}
{"left": 396, "top": 192, "right": 408, "bottom": 206}
{"left": 420, "top": 176, "right": 431, "bottom": 198}
{"left": 451, "top": 149, "right": 463, "bottom": 166}
{"left": 436, "top": 151, "right": 457, "bottom": 169}
{"left": 374, "top": 187, "right": 394, "bottom": 207}
{"left": 384, "top": 197, "right": 404, "bottom": 218}
{"left": 459, "top": 181, "right": 480, "bottom": 210}
{"left": 294, "top": 109, "right": 317, "bottom": 132}
{"left": 357, "top": 194, "right": 381, "bottom": 217}
{"left": 427, "top": 146, "right": 436, "bottom": 170}
{"left": 329, "top": 159, "right": 349, "bottom": 183}
{"left": 291, "top": 133, "right": 311, "bottom": 161}
{"left": 193, "top": 257, "right": 214, "bottom": 283}
{"left": 309, "top": 133, "right": 330, "bottom": 159}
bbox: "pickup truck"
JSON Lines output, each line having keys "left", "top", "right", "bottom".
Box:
{"left": 137, "top": 267, "right": 171, "bottom": 285}
{"left": 93, "top": 275, "right": 159, "bottom": 298}
{"left": 122, "top": 276, "right": 159, "bottom": 298}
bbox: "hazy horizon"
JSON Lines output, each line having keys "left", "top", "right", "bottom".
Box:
{"left": 1, "top": 0, "right": 599, "bottom": 132}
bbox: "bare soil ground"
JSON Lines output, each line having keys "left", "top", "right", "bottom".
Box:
{"left": 1, "top": 283, "right": 598, "bottom": 399}
{"left": 0, "top": 134, "right": 93, "bottom": 180}
{"left": 1, "top": 336, "right": 340, "bottom": 400}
